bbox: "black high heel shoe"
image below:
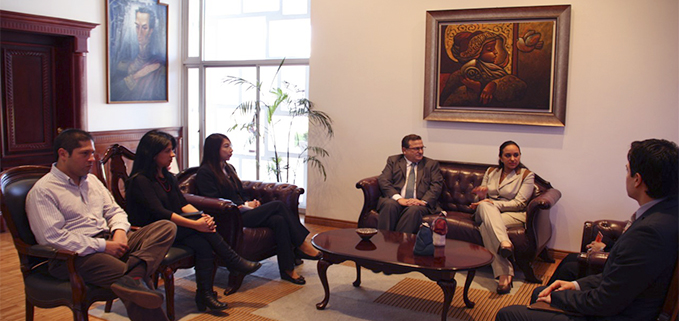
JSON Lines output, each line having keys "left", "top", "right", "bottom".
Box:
{"left": 497, "top": 243, "right": 514, "bottom": 259}
{"left": 496, "top": 278, "right": 513, "bottom": 295}
{"left": 195, "top": 289, "right": 228, "bottom": 311}
{"left": 280, "top": 272, "right": 306, "bottom": 285}
{"left": 294, "top": 248, "right": 322, "bottom": 260}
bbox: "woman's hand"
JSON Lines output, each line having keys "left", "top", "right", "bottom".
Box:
{"left": 480, "top": 82, "right": 497, "bottom": 104}
{"left": 470, "top": 198, "right": 493, "bottom": 210}
{"left": 245, "top": 199, "right": 261, "bottom": 208}
{"left": 193, "top": 214, "right": 216, "bottom": 233}
{"left": 471, "top": 186, "right": 488, "bottom": 199}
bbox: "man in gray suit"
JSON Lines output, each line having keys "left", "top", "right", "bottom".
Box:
{"left": 377, "top": 134, "right": 444, "bottom": 233}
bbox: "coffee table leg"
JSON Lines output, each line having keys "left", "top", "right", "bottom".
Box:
{"left": 316, "top": 258, "right": 332, "bottom": 310}
{"left": 437, "top": 278, "right": 457, "bottom": 321}
{"left": 463, "top": 270, "right": 476, "bottom": 308}
{"left": 353, "top": 263, "right": 361, "bottom": 287}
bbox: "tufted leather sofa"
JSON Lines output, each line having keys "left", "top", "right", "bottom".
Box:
{"left": 356, "top": 160, "right": 561, "bottom": 283}
{"left": 176, "top": 167, "right": 305, "bottom": 294}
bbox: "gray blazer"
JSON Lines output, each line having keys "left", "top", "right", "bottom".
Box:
{"left": 377, "top": 154, "right": 443, "bottom": 210}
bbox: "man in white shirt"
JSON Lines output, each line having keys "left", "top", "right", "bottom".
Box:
{"left": 26, "top": 129, "right": 177, "bottom": 320}
{"left": 377, "top": 134, "right": 443, "bottom": 233}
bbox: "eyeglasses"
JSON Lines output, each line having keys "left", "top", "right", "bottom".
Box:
{"left": 406, "top": 146, "right": 426, "bottom": 151}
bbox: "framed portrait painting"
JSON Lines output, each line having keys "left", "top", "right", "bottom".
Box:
{"left": 423, "top": 5, "right": 571, "bottom": 126}
{"left": 106, "top": 0, "right": 168, "bottom": 103}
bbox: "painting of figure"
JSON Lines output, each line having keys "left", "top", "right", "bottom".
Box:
{"left": 438, "top": 22, "right": 553, "bottom": 111}
{"left": 107, "top": 0, "right": 168, "bottom": 103}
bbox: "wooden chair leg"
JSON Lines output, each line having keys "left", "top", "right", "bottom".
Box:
{"left": 104, "top": 299, "right": 113, "bottom": 312}
{"left": 72, "top": 308, "right": 88, "bottom": 321}
{"left": 26, "top": 300, "right": 34, "bottom": 321}
{"left": 160, "top": 267, "right": 176, "bottom": 321}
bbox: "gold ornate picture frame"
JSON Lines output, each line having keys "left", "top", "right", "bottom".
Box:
{"left": 106, "top": 0, "right": 168, "bottom": 103}
{"left": 423, "top": 5, "right": 571, "bottom": 126}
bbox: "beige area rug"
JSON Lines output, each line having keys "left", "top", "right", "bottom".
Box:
{"left": 375, "top": 277, "right": 544, "bottom": 321}
{"left": 90, "top": 257, "right": 550, "bottom": 321}
{"left": 89, "top": 265, "right": 303, "bottom": 321}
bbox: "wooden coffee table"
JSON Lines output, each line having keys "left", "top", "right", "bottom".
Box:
{"left": 312, "top": 228, "right": 494, "bottom": 321}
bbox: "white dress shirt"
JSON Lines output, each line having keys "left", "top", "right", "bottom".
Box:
{"left": 393, "top": 159, "right": 418, "bottom": 200}
{"left": 26, "top": 164, "right": 130, "bottom": 256}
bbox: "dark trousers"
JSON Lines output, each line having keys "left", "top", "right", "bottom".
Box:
{"left": 49, "top": 220, "right": 176, "bottom": 321}
{"left": 548, "top": 253, "right": 580, "bottom": 284}
{"left": 175, "top": 225, "right": 225, "bottom": 292}
{"left": 495, "top": 287, "right": 587, "bottom": 321}
{"left": 377, "top": 197, "right": 429, "bottom": 233}
{"left": 241, "top": 200, "right": 309, "bottom": 273}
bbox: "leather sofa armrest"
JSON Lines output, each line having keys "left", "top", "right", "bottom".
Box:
{"left": 577, "top": 251, "right": 609, "bottom": 276}
{"left": 27, "top": 244, "right": 77, "bottom": 260}
{"left": 526, "top": 188, "right": 561, "bottom": 215}
{"left": 524, "top": 187, "right": 561, "bottom": 252}
{"left": 580, "top": 219, "right": 627, "bottom": 252}
{"left": 356, "top": 175, "right": 380, "bottom": 227}
{"left": 184, "top": 193, "right": 243, "bottom": 248}
{"left": 241, "top": 181, "right": 304, "bottom": 217}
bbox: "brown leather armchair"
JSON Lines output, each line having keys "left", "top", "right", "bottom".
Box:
{"left": 356, "top": 160, "right": 561, "bottom": 283}
{"left": 176, "top": 167, "right": 305, "bottom": 294}
{"left": 575, "top": 219, "right": 626, "bottom": 277}
{"left": 0, "top": 165, "right": 116, "bottom": 321}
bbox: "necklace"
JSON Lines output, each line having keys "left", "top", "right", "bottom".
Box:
{"left": 156, "top": 175, "right": 171, "bottom": 192}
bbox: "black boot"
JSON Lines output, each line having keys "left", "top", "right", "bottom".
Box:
{"left": 195, "top": 289, "right": 228, "bottom": 311}
{"left": 214, "top": 239, "right": 262, "bottom": 274}
{"left": 194, "top": 259, "right": 227, "bottom": 311}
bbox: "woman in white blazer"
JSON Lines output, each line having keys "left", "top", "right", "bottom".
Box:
{"left": 471, "top": 141, "right": 535, "bottom": 294}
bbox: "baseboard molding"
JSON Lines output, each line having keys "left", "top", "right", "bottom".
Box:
{"left": 304, "top": 215, "right": 357, "bottom": 228}
{"left": 549, "top": 248, "right": 575, "bottom": 261}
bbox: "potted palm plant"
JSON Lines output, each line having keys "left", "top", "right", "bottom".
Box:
{"left": 223, "top": 62, "right": 333, "bottom": 183}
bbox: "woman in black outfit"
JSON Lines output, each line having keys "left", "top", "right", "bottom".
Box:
{"left": 194, "top": 133, "right": 322, "bottom": 285}
{"left": 125, "top": 130, "right": 261, "bottom": 312}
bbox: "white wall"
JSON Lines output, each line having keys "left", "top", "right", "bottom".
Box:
{"left": 307, "top": 0, "right": 679, "bottom": 252}
{"left": 0, "top": 0, "right": 182, "bottom": 131}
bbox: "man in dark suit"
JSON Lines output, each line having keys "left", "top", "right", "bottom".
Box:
{"left": 377, "top": 134, "right": 444, "bottom": 233}
{"left": 496, "top": 138, "right": 678, "bottom": 321}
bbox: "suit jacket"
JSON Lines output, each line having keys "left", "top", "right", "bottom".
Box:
{"left": 551, "top": 197, "right": 678, "bottom": 321}
{"left": 377, "top": 154, "right": 443, "bottom": 211}
{"left": 481, "top": 167, "right": 535, "bottom": 212}
{"left": 195, "top": 164, "right": 246, "bottom": 205}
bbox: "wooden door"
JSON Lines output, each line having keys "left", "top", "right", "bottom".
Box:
{"left": 0, "top": 11, "right": 97, "bottom": 170}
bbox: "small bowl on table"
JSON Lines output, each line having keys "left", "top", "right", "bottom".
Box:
{"left": 356, "top": 228, "right": 378, "bottom": 241}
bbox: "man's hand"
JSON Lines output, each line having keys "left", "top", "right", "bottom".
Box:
{"left": 537, "top": 280, "right": 576, "bottom": 303}
{"left": 245, "top": 199, "right": 261, "bottom": 208}
{"left": 586, "top": 241, "right": 606, "bottom": 252}
{"left": 111, "top": 229, "right": 128, "bottom": 245}
{"left": 104, "top": 229, "right": 129, "bottom": 258}
{"left": 397, "top": 198, "right": 426, "bottom": 207}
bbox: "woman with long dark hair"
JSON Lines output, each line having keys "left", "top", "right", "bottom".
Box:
{"left": 125, "top": 130, "right": 262, "bottom": 311}
{"left": 471, "top": 140, "right": 535, "bottom": 294}
{"left": 194, "top": 133, "right": 321, "bottom": 285}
